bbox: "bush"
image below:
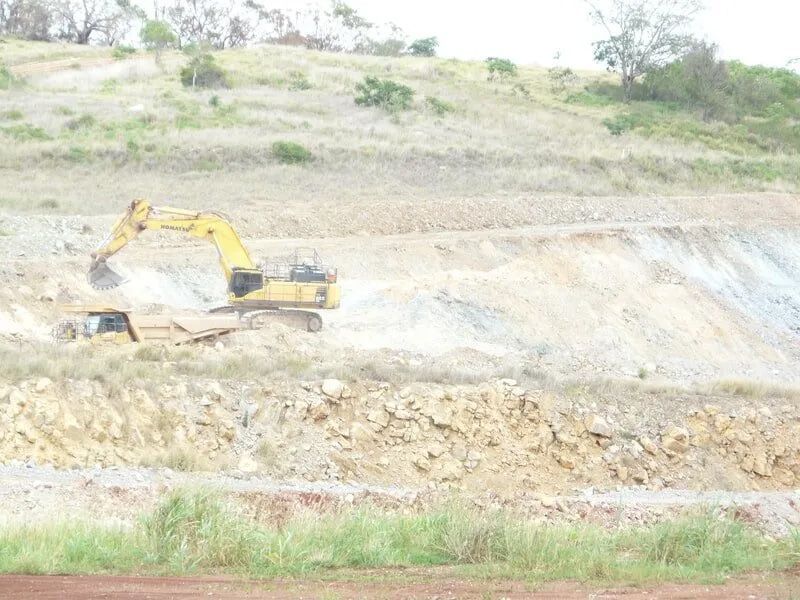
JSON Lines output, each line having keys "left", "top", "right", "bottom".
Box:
{"left": 272, "top": 141, "right": 312, "bottom": 164}
{"left": 1, "top": 110, "right": 24, "bottom": 120}
{"left": 180, "top": 54, "right": 229, "bottom": 89}
{"left": 64, "top": 114, "right": 96, "bottom": 131}
{"left": 1, "top": 123, "right": 50, "bottom": 141}
{"left": 407, "top": 37, "right": 438, "bottom": 57}
{"left": 112, "top": 45, "right": 137, "bottom": 60}
{"left": 354, "top": 76, "right": 414, "bottom": 112}
{"left": 425, "top": 96, "right": 454, "bottom": 116}
{"left": 486, "top": 57, "right": 517, "bottom": 80}
{"left": 548, "top": 66, "right": 577, "bottom": 92}
{"left": 603, "top": 113, "right": 644, "bottom": 135}
{"left": 0, "top": 65, "right": 16, "bottom": 90}
{"left": 288, "top": 71, "right": 312, "bottom": 91}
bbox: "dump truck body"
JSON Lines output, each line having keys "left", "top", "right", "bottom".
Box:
{"left": 55, "top": 305, "right": 247, "bottom": 344}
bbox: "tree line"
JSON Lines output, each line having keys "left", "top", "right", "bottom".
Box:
{"left": 0, "top": 0, "right": 438, "bottom": 56}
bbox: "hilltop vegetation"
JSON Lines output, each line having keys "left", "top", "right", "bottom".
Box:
{"left": 0, "top": 38, "right": 798, "bottom": 217}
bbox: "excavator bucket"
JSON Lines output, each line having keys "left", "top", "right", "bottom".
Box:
{"left": 87, "top": 258, "right": 127, "bottom": 290}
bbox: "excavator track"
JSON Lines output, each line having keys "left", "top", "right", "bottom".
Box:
{"left": 210, "top": 306, "right": 323, "bottom": 333}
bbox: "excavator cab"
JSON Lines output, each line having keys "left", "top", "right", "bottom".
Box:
{"left": 229, "top": 268, "right": 265, "bottom": 298}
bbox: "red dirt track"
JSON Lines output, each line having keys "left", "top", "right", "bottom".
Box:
{"left": 1, "top": 573, "right": 798, "bottom": 599}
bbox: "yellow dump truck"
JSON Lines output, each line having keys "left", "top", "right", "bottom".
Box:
{"left": 54, "top": 305, "right": 248, "bottom": 345}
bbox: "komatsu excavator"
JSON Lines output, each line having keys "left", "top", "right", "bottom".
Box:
{"left": 87, "top": 200, "right": 340, "bottom": 332}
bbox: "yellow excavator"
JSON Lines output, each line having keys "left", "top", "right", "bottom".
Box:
{"left": 88, "top": 200, "right": 340, "bottom": 332}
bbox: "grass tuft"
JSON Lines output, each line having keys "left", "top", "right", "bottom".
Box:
{"left": 0, "top": 491, "right": 797, "bottom": 582}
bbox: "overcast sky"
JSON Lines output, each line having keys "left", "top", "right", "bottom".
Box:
{"left": 309, "top": 0, "right": 798, "bottom": 69}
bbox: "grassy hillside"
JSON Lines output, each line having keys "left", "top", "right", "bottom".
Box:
{"left": 0, "top": 39, "right": 798, "bottom": 217}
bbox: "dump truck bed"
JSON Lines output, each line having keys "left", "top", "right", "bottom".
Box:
{"left": 127, "top": 314, "right": 247, "bottom": 344}
{"left": 57, "top": 305, "right": 248, "bottom": 344}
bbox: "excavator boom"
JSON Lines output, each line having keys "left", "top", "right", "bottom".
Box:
{"left": 88, "top": 199, "right": 256, "bottom": 290}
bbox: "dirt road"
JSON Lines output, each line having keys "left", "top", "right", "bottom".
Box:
{"left": 1, "top": 572, "right": 797, "bottom": 599}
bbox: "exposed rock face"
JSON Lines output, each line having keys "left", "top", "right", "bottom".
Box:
{"left": 0, "top": 377, "right": 797, "bottom": 494}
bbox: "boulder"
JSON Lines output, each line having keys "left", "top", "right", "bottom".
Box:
{"left": 34, "top": 378, "right": 52, "bottom": 393}
{"left": 366, "top": 408, "right": 390, "bottom": 429}
{"left": 584, "top": 414, "right": 613, "bottom": 438}
{"left": 427, "top": 443, "right": 445, "bottom": 458}
{"left": 430, "top": 403, "right": 453, "bottom": 428}
{"left": 639, "top": 436, "right": 658, "bottom": 455}
{"left": 414, "top": 455, "right": 431, "bottom": 471}
{"left": 321, "top": 379, "right": 344, "bottom": 400}
{"left": 238, "top": 454, "right": 258, "bottom": 473}
{"left": 661, "top": 425, "right": 690, "bottom": 453}
{"left": 349, "top": 422, "right": 375, "bottom": 443}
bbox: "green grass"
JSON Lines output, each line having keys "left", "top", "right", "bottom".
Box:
{"left": 0, "top": 490, "right": 796, "bottom": 582}
{"left": 1, "top": 123, "right": 50, "bottom": 141}
{"left": 272, "top": 140, "right": 313, "bottom": 164}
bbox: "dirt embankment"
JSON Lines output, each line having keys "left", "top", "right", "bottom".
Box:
{"left": 2, "top": 194, "right": 799, "bottom": 385}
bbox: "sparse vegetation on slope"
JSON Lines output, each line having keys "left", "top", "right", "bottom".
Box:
{"left": 0, "top": 39, "right": 797, "bottom": 218}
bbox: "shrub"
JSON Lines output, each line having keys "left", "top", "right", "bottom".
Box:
{"left": 66, "top": 146, "right": 91, "bottom": 162}
{"left": 64, "top": 114, "right": 96, "bottom": 131}
{"left": 1, "top": 123, "right": 50, "bottom": 141}
{"left": 486, "top": 57, "right": 517, "bottom": 80}
{"left": 603, "top": 113, "right": 646, "bottom": 135}
{"left": 354, "top": 76, "right": 414, "bottom": 112}
{"left": 0, "top": 65, "right": 16, "bottom": 90}
{"left": 38, "top": 199, "right": 59, "bottom": 210}
{"left": 112, "top": 45, "right": 137, "bottom": 60}
{"left": 364, "top": 38, "right": 406, "bottom": 57}
{"left": 565, "top": 91, "right": 614, "bottom": 107}
{"left": 511, "top": 83, "right": 530, "bottom": 99}
{"left": 548, "top": 66, "right": 577, "bottom": 92}
{"left": 209, "top": 94, "right": 221, "bottom": 107}
{"left": 407, "top": 36, "right": 438, "bottom": 57}
{"left": 288, "top": 70, "right": 312, "bottom": 91}
{"left": 425, "top": 96, "right": 454, "bottom": 116}
{"left": 1, "top": 109, "right": 23, "bottom": 120}
{"left": 272, "top": 141, "right": 312, "bottom": 164}
{"left": 180, "top": 54, "right": 229, "bottom": 89}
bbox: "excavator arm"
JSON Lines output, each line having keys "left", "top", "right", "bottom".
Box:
{"left": 88, "top": 199, "right": 257, "bottom": 289}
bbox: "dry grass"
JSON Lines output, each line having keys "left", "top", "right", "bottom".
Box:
{"left": 139, "top": 444, "right": 213, "bottom": 472}
{"left": 1, "top": 40, "right": 797, "bottom": 219}
{"left": 578, "top": 375, "right": 800, "bottom": 401}
{"left": 701, "top": 378, "right": 800, "bottom": 401}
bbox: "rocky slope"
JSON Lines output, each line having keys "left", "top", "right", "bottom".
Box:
{"left": 2, "top": 374, "right": 798, "bottom": 495}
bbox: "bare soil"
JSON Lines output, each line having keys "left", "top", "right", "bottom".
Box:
{"left": 1, "top": 572, "right": 797, "bottom": 599}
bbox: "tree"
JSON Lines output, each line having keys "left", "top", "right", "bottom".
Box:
{"left": 303, "top": 0, "right": 373, "bottom": 52}
{"left": 407, "top": 36, "right": 437, "bottom": 57}
{"left": 0, "top": 0, "right": 52, "bottom": 40}
{"left": 166, "top": 0, "right": 223, "bottom": 48}
{"left": 486, "top": 57, "right": 517, "bottom": 80}
{"left": 53, "top": 0, "right": 140, "bottom": 45}
{"left": 586, "top": 0, "right": 702, "bottom": 101}
{"left": 643, "top": 41, "right": 729, "bottom": 119}
{"left": 140, "top": 19, "right": 176, "bottom": 62}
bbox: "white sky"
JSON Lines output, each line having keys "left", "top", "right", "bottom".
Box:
{"left": 329, "top": 0, "right": 799, "bottom": 69}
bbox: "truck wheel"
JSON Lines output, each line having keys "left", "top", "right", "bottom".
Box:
{"left": 307, "top": 314, "right": 323, "bottom": 333}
